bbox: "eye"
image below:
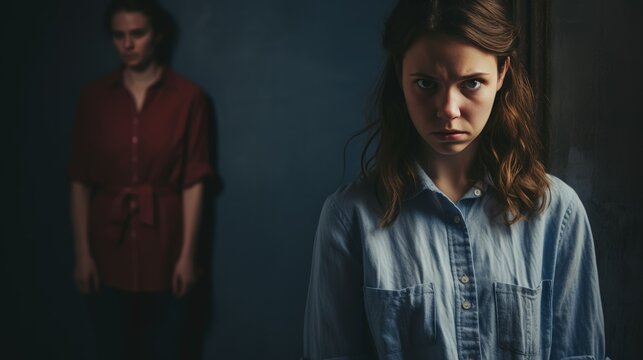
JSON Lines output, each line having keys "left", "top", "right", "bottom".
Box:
{"left": 131, "top": 29, "right": 147, "bottom": 38}
{"left": 112, "top": 31, "right": 125, "bottom": 39}
{"left": 416, "top": 79, "right": 437, "bottom": 90}
{"left": 461, "top": 79, "right": 482, "bottom": 91}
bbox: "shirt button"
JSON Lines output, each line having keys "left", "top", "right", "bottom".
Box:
{"left": 132, "top": 136, "right": 138, "bottom": 144}
{"left": 460, "top": 274, "right": 470, "bottom": 284}
{"left": 132, "top": 175, "right": 138, "bottom": 183}
{"left": 453, "top": 215, "right": 461, "bottom": 224}
{"left": 131, "top": 230, "right": 137, "bottom": 238}
{"left": 132, "top": 156, "right": 137, "bottom": 163}
{"left": 462, "top": 299, "right": 472, "bottom": 310}
{"left": 474, "top": 188, "right": 482, "bottom": 197}
{"left": 129, "top": 201, "right": 137, "bottom": 210}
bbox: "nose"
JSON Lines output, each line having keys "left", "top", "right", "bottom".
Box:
{"left": 123, "top": 34, "right": 134, "bottom": 49}
{"left": 436, "top": 87, "right": 461, "bottom": 121}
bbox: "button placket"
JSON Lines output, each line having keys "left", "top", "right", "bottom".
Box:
{"left": 462, "top": 299, "right": 472, "bottom": 310}
{"left": 131, "top": 116, "right": 139, "bottom": 184}
{"left": 131, "top": 115, "right": 139, "bottom": 241}
{"left": 460, "top": 274, "right": 470, "bottom": 284}
{"left": 445, "top": 204, "right": 482, "bottom": 357}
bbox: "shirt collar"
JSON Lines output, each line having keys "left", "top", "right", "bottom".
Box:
{"left": 410, "top": 162, "right": 440, "bottom": 197}
{"left": 108, "top": 66, "right": 176, "bottom": 90}
{"left": 406, "top": 161, "right": 493, "bottom": 201}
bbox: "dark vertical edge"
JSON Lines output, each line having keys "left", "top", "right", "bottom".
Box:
{"left": 533, "top": 0, "right": 551, "bottom": 168}
{"left": 512, "top": 0, "right": 551, "bottom": 168}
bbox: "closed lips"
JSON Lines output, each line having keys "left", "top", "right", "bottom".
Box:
{"left": 432, "top": 130, "right": 466, "bottom": 134}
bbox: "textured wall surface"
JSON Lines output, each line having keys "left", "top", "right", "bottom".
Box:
{"left": 550, "top": 0, "right": 643, "bottom": 358}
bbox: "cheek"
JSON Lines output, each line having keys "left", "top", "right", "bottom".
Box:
{"left": 469, "top": 91, "right": 496, "bottom": 114}
{"left": 481, "top": 86, "right": 499, "bottom": 106}
{"left": 403, "top": 89, "right": 434, "bottom": 122}
{"left": 143, "top": 39, "right": 157, "bottom": 54}
{"left": 467, "top": 94, "right": 497, "bottom": 127}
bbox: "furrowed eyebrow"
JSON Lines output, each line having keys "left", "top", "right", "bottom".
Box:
{"left": 111, "top": 27, "right": 148, "bottom": 35}
{"left": 409, "top": 72, "right": 436, "bottom": 78}
{"left": 409, "top": 72, "right": 491, "bottom": 80}
{"left": 457, "top": 72, "right": 491, "bottom": 80}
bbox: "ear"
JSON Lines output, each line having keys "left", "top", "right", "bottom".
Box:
{"left": 496, "top": 56, "right": 510, "bottom": 91}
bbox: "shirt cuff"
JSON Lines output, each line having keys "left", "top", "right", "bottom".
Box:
{"left": 182, "top": 162, "right": 214, "bottom": 188}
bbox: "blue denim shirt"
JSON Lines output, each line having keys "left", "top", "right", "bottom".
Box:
{"left": 303, "top": 165, "right": 605, "bottom": 360}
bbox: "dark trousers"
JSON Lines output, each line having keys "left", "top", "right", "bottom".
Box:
{"left": 88, "top": 287, "right": 185, "bottom": 360}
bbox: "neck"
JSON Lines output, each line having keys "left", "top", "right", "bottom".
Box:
{"left": 123, "top": 61, "right": 162, "bottom": 88}
{"left": 424, "top": 143, "right": 479, "bottom": 201}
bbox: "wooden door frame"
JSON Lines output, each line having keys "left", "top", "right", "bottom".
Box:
{"left": 512, "top": 0, "right": 551, "bottom": 165}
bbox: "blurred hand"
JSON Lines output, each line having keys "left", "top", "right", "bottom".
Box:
{"left": 172, "top": 256, "right": 197, "bottom": 298}
{"left": 74, "top": 252, "right": 100, "bottom": 294}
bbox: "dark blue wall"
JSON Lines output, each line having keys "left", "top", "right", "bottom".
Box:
{"left": 4, "top": 1, "right": 394, "bottom": 359}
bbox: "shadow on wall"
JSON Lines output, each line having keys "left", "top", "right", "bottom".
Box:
{"left": 181, "top": 94, "right": 223, "bottom": 360}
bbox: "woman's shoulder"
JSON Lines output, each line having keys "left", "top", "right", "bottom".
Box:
{"left": 325, "top": 175, "right": 378, "bottom": 209}
{"left": 164, "top": 68, "right": 204, "bottom": 98}
{"left": 546, "top": 174, "right": 582, "bottom": 203}
{"left": 79, "top": 71, "right": 121, "bottom": 98}
{"left": 543, "top": 174, "right": 588, "bottom": 221}
{"left": 320, "top": 175, "right": 380, "bottom": 225}
{"left": 314, "top": 177, "right": 382, "bottom": 247}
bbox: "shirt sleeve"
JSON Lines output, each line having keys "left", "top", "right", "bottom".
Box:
{"left": 182, "top": 91, "right": 214, "bottom": 188}
{"left": 303, "top": 196, "right": 376, "bottom": 360}
{"left": 67, "top": 90, "right": 93, "bottom": 184}
{"left": 550, "top": 193, "right": 606, "bottom": 359}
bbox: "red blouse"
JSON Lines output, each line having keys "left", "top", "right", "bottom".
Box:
{"left": 68, "top": 68, "right": 213, "bottom": 292}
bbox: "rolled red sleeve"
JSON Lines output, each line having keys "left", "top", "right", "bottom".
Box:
{"left": 182, "top": 92, "right": 214, "bottom": 188}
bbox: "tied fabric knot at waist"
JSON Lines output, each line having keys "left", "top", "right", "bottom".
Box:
{"left": 101, "top": 184, "right": 179, "bottom": 244}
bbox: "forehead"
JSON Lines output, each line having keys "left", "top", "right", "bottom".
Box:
{"left": 111, "top": 10, "right": 150, "bottom": 31}
{"left": 402, "top": 33, "right": 498, "bottom": 76}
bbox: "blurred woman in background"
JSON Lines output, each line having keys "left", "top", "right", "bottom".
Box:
{"left": 68, "top": 0, "right": 213, "bottom": 358}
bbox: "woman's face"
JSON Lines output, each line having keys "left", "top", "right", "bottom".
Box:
{"left": 111, "top": 11, "right": 157, "bottom": 70}
{"left": 401, "top": 33, "right": 508, "bottom": 160}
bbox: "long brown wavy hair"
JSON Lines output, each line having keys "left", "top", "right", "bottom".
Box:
{"left": 362, "top": 0, "right": 549, "bottom": 226}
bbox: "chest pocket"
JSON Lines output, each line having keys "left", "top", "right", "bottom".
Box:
{"left": 494, "top": 280, "right": 553, "bottom": 357}
{"left": 363, "top": 283, "right": 436, "bottom": 356}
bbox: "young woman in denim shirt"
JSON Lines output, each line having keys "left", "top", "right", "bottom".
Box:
{"left": 303, "top": 0, "right": 606, "bottom": 359}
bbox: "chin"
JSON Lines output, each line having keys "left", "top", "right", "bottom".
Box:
{"left": 125, "top": 61, "right": 148, "bottom": 71}
{"left": 428, "top": 143, "right": 472, "bottom": 157}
